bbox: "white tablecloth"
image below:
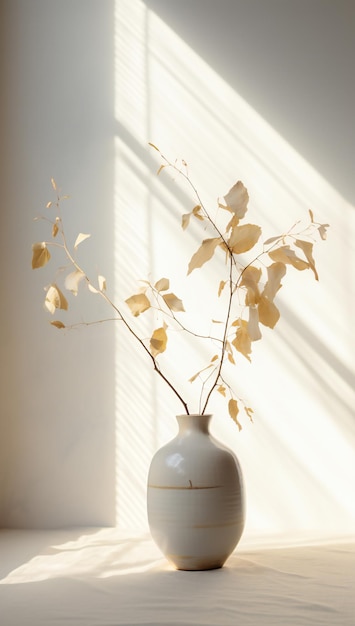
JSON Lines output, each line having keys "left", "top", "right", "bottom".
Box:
{"left": 1, "top": 528, "right": 354, "bottom": 625}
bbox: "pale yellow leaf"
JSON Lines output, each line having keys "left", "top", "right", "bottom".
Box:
{"left": 162, "top": 292, "right": 185, "bottom": 312}
{"left": 98, "top": 275, "right": 106, "bottom": 291}
{"left": 218, "top": 280, "right": 226, "bottom": 297}
{"left": 240, "top": 265, "right": 262, "bottom": 305}
{"left": 211, "top": 354, "right": 219, "bottom": 362}
{"left": 52, "top": 221, "right": 59, "bottom": 238}
{"left": 44, "top": 284, "right": 68, "bottom": 315}
{"left": 64, "top": 270, "right": 85, "bottom": 295}
{"left": 229, "top": 223, "right": 262, "bottom": 254}
{"left": 189, "top": 363, "right": 215, "bottom": 383}
{"left": 318, "top": 223, "right": 329, "bottom": 240}
{"left": 181, "top": 213, "right": 190, "bottom": 230}
{"left": 32, "top": 242, "right": 51, "bottom": 269}
{"left": 248, "top": 306, "right": 262, "bottom": 341}
{"left": 225, "top": 340, "right": 234, "bottom": 357}
{"left": 309, "top": 209, "right": 314, "bottom": 222}
{"left": 264, "top": 235, "right": 282, "bottom": 245}
{"left": 46, "top": 201, "right": 53, "bottom": 209}
{"left": 228, "top": 398, "right": 242, "bottom": 431}
{"left": 192, "top": 205, "right": 204, "bottom": 221}
{"left": 148, "top": 142, "right": 160, "bottom": 152}
{"left": 225, "top": 212, "right": 240, "bottom": 233}
{"left": 228, "top": 352, "right": 236, "bottom": 365}
{"left": 187, "top": 237, "right": 222, "bottom": 275}
{"left": 155, "top": 277, "right": 170, "bottom": 292}
{"left": 88, "top": 284, "right": 99, "bottom": 294}
{"left": 50, "top": 320, "right": 65, "bottom": 329}
{"left": 125, "top": 293, "right": 151, "bottom": 317}
{"left": 188, "top": 370, "right": 200, "bottom": 383}
{"left": 74, "top": 233, "right": 91, "bottom": 249}
{"left": 245, "top": 406, "right": 254, "bottom": 422}
{"left": 268, "top": 245, "right": 309, "bottom": 271}
{"left": 294, "top": 239, "right": 318, "bottom": 280}
{"left": 157, "top": 164, "right": 165, "bottom": 176}
{"left": 150, "top": 326, "right": 168, "bottom": 357}
{"left": 51, "top": 178, "right": 57, "bottom": 191}
{"left": 217, "top": 385, "right": 226, "bottom": 396}
{"left": 223, "top": 181, "right": 249, "bottom": 219}
{"left": 262, "top": 262, "right": 286, "bottom": 301}
{"left": 258, "top": 295, "right": 280, "bottom": 328}
{"left": 231, "top": 319, "right": 252, "bottom": 361}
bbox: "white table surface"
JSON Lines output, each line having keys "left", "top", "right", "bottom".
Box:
{"left": 1, "top": 528, "right": 354, "bottom": 625}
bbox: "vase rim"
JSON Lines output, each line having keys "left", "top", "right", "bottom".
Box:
{"left": 176, "top": 413, "right": 212, "bottom": 418}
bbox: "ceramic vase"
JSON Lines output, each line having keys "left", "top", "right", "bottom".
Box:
{"left": 147, "top": 414, "right": 245, "bottom": 570}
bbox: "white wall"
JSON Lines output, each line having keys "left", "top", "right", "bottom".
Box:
{"left": 0, "top": 0, "right": 117, "bottom": 527}
{"left": 0, "top": 0, "right": 354, "bottom": 539}
{"left": 145, "top": 0, "right": 355, "bottom": 204}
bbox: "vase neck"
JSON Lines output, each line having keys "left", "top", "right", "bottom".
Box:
{"left": 176, "top": 414, "right": 212, "bottom": 435}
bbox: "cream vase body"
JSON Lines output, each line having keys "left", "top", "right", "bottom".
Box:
{"left": 147, "top": 414, "right": 245, "bottom": 570}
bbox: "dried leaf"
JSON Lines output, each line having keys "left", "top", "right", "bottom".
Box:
{"left": 262, "top": 262, "right": 286, "bottom": 301}
{"left": 155, "top": 277, "right": 169, "bottom": 292}
{"left": 264, "top": 235, "right": 282, "bottom": 245}
{"left": 248, "top": 306, "right": 262, "bottom": 341}
{"left": 269, "top": 245, "right": 309, "bottom": 271}
{"left": 74, "top": 233, "right": 91, "bottom": 249}
{"left": 98, "top": 275, "right": 106, "bottom": 291}
{"left": 187, "top": 237, "right": 222, "bottom": 275}
{"left": 294, "top": 239, "right": 318, "bottom": 280}
{"left": 309, "top": 209, "right": 314, "bottom": 222}
{"left": 46, "top": 201, "right": 53, "bottom": 209}
{"left": 50, "top": 320, "right": 65, "bottom": 329}
{"left": 32, "top": 242, "right": 51, "bottom": 269}
{"left": 225, "top": 212, "right": 240, "bottom": 233}
{"left": 181, "top": 213, "right": 191, "bottom": 230}
{"left": 51, "top": 178, "right": 57, "bottom": 191}
{"left": 228, "top": 351, "right": 236, "bottom": 365}
{"left": 258, "top": 295, "right": 280, "bottom": 328}
{"left": 228, "top": 399, "right": 242, "bottom": 431}
{"left": 217, "top": 385, "right": 226, "bottom": 396}
{"left": 218, "top": 280, "right": 227, "bottom": 297}
{"left": 157, "top": 164, "right": 165, "bottom": 176}
{"left": 240, "top": 265, "right": 262, "bottom": 305}
{"left": 189, "top": 363, "right": 213, "bottom": 383}
{"left": 244, "top": 407, "right": 254, "bottom": 422}
{"left": 150, "top": 326, "right": 168, "bottom": 357}
{"left": 125, "top": 293, "right": 151, "bottom": 317}
{"left": 318, "top": 224, "right": 329, "bottom": 240}
{"left": 88, "top": 284, "right": 99, "bottom": 294}
{"left": 223, "top": 181, "right": 249, "bottom": 219}
{"left": 192, "top": 205, "right": 204, "bottom": 220}
{"left": 64, "top": 270, "right": 85, "bottom": 295}
{"left": 44, "top": 284, "right": 68, "bottom": 315}
{"left": 52, "top": 221, "right": 59, "bottom": 238}
{"left": 181, "top": 205, "right": 205, "bottom": 230}
{"left": 162, "top": 292, "right": 185, "bottom": 312}
{"left": 148, "top": 142, "right": 160, "bottom": 152}
{"left": 229, "top": 223, "right": 262, "bottom": 254}
{"left": 231, "top": 320, "right": 252, "bottom": 361}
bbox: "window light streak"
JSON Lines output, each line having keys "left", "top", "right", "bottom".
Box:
{"left": 114, "top": 0, "right": 355, "bottom": 538}
{"left": 0, "top": 529, "right": 163, "bottom": 584}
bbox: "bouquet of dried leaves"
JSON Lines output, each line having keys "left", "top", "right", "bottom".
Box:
{"left": 32, "top": 145, "right": 328, "bottom": 428}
